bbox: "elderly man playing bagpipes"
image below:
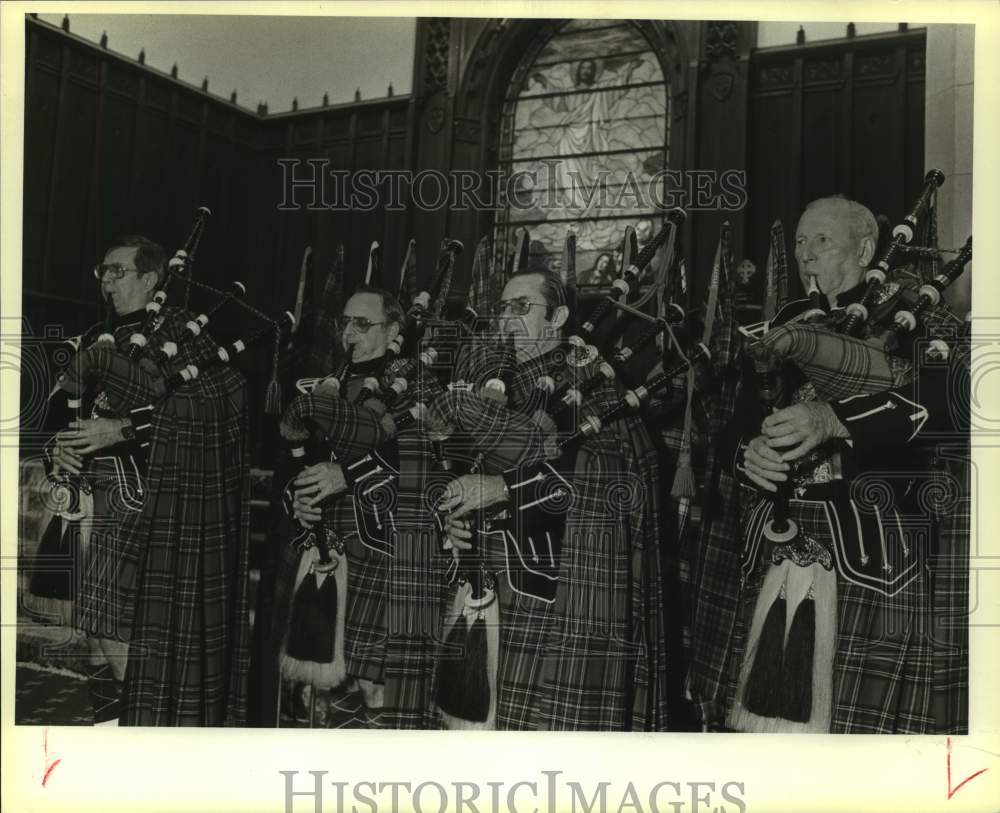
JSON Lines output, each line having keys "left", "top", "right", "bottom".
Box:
{"left": 40, "top": 220, "right": 257, "bottom": 726}
{"left": 720, "top": 184, "right": 971, "bottom": 734}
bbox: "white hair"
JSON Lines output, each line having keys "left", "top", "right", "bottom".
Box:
{"left": 805, "top": 196, "right": 879, "bottom": 249}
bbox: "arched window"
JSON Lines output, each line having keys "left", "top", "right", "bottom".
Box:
{"left": 496, "top": 20, "right": 670, "bottom": 286}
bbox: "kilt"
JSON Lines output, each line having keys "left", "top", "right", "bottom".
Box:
{"left": 74, "top": 455, "right": 146, "bottom": 641}
{"left": 382, "top": 432, "right": 454, "bottom": 729}
{"left": 117, "top": 373, "right": 251, "bottom": 726}
{"left": 728, "top": 493, "right": 936, "bottom": 733}
{"left": 343, "top": 533, "right": 389, "bottom": 682}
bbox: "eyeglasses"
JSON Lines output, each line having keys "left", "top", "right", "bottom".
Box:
{"left": 492, "top": 297, "right": 549, "bottom": 316}
{"left": 338, "top": 316, "right": 386, "bottom": 333}
{"left": 93, "top": 263, "right": 139, "bottom": 281}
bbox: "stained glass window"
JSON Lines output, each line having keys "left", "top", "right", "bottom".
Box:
{"left": 496, "top": 20, "right": 670, "bottom": 286}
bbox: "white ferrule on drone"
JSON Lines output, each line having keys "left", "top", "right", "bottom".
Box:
{"left": 582, "top": 415, "right": 602, "bottom": 436}
{"left": 569, "top": 335, "right": 585, "bottom": 348}
{"left": 919, "top": 283, "right": 942, "bottom": 306}
{"left": 391, "top": 378, "right": 408, "bottom": 395}
{"left": 412, "top": 291, "right": 431, "bottom": 311}
{"left": 196, "top": 314, "right": 210, "bottom": 328}
{"left": 894, "top": 310, "right": 917, "bottom": 333}
{"left": 67, "top": 397, "right": 82, "bottom": 410}
{"left": 168, "top": 257, "right": 185, "bottom": 270}
{"left": 216, "top": 347, "right": 231, "bottom": 364}
{"left": 537, "top": 376, "right": 555, "bottom": 394}
{"left": 232, "top": 339, "right": 247, "bottom": 354}
{"left": 185, "top": 321, "right": 202, "bottom": 337}
{"left": 866, "top": 266, "right": 888, "bottom": 284}
{"left": 291, "top": 445, "right": 306, "bottom": 459}
{"left": 927, "top": 339, "right": 950, "bottom": 362}
{"left": 625, "top": 264, "right": 641, "bottom": 281}
{"left": 563, "top": 389, "right": 582, "bottom": 407}
{"left": 599, "top": 361, "right": 615, "bottom": 379}
{"left": 625, "top": 389, "right": 644, "bottom": 409}
{"left": 97, "top": 333, "right": 116, "bottom": 345}
{"left": 388, "top": 334, "right": 404, "bottom": 354}
{"left": 129, "top": 333, "right": 147, "bottom": 349}
{"left": 894, "top": 219, "right": 916, "bottom": 243}
{"left": 617, "top": 347, "right": 634, "bottom": 362}
{"left": 845, "top": 302, "right": 868, "bottom": 322}
{"left": 362, "top": 377, "right": 380, "bottom": 393}
{"left": 420, "top": 346, "right": 439, "bottom": 366}
{"left": 159, "top": 341, "right": 178, "bottom": 359}
{"left": 612, "top": 278, "right": 630, "bottom": 297}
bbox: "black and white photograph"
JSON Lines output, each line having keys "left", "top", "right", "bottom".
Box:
{"left": 2, "top": 3, "right": 997, "bottom": 812}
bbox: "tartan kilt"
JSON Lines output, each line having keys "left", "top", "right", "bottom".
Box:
{"left": 343, "top": 533, "right": 389, "bottom": 682}
{"left": 729, "top": 495, "right": 936, "bottom": 734}
{"left": 483, "top": 430, "right": 646, "bottom": 730}
{"left": 930, "top": 447, "right": 969, "bottom": 734}
{"left": 382, "top": 433, "right": 454, "bottom": 729}
{"left": 117, "top": 369, "right": 251, "bottom": 726}
{"left": 73, "top": 456, "right": 146, "bottom": 641}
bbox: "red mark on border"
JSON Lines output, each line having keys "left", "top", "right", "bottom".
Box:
{"left": 41, "top": 728, "right": 61, "bottom": 788}
{"left": 947, "top": 736, "right": 988, "bottom": 800}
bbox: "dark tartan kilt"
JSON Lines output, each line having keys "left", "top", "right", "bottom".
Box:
{"left": 730, "top": 497, "right": 935, "bottom": 734}
{"left": 74, "top": 456, "right": 145, "bottom": 642}
{"left": 343, "top": 534, "right": 389, "bottom": 683}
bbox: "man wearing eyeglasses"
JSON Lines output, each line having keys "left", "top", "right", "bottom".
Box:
{"left": 263, "top": 285, "right": 405, "bottom": 727}
{"left": 36, "top": 234, "right": 251, "bottom": 727}
{"left": 430, "top": 268, "right": 667, "bottom": 730}
{"left": 40, "top": 237, "right": 167, "bottom": 724}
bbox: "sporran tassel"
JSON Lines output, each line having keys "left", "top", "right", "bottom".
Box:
{"left": 743, "top": 575, "right": 787, "bottom": 718}
{"left": 780, "top": 585, "right": 816, "bottom": 722}
{"left": 435, "top": 578, "right": 499, "bottom": 729}
{"left": 280, "top": 542, "right": 348, "bottom": 690}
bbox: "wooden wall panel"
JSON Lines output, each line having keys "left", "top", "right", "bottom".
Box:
{"left": 97, "top": 92, "right": 137, "bottom": 246}
{"left": 48, "top": 81, "right": 97, "bottom": 304}
{"left": 130, "top": 104, "right": 171, "bottom": 235}
{"left": 745, "top": 29, "right": 926, "bottom": 306}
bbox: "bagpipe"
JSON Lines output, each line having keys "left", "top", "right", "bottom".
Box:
{"left": 425, "top": 213, "right": 699, "bottom": 728}
{"left": 727, "top": 175, "right": 973, "bottom": 729}
{"left": 738, "top": 173, "right": 972, "bottom": 546}
{"left": 30, "top": 208, "right": 292, "bottom": 616}
{"left": 276, "top": 348, "right": 357, "bottom": 693}
{"left": 270, "top": 238, "right": 468, "bottom": 705}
